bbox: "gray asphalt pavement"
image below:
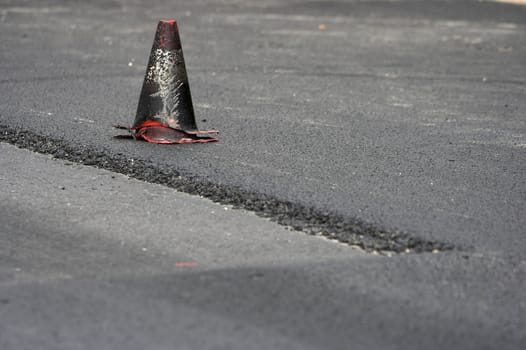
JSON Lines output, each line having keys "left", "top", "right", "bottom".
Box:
{"left": 2, "top": 144, "right": 525, "bottom": 349}
{"left": 1, "top": 0, "right": 525, "bottom": 349}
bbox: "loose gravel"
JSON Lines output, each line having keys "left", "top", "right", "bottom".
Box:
{"left": 1, "top": 124, "right": 455, "bottom": 254}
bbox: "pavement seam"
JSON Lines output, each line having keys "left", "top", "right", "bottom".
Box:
{"left": 1, "top": 124, "right": 456, "bottom": 255}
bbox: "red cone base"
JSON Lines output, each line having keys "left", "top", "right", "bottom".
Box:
{"left": 114, "top": 120, "right": 219, "bottom": 144}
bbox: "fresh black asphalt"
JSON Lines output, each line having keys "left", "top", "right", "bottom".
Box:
{"left": 1, "top": 0, "right": 525, "bottom": 256}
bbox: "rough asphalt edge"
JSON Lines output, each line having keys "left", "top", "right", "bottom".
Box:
{"left": 0, "top": 124, "right": 457, "bottom": 254}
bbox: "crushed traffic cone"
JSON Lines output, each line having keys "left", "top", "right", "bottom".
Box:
{"left": 115, "top": 20, "right": 218, "bottom": 144}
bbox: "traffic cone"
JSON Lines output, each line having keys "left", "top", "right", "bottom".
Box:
{"left": 115, "top": 20, "right": 218, "bottom": 144}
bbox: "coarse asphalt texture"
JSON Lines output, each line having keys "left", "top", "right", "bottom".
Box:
{"left": 1, "top": 0, "right": 525, "bottom": 349}
{"left": 1, "top": 0, "right": 525, "bottom": 255}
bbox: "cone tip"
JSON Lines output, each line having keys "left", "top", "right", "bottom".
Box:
{"left": 159, "top": 19, "right": 178, "bottom": 26}
{"left": 154, "top": 19, "right": 182, "bottom": 50}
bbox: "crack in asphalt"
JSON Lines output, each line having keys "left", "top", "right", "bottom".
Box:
{"left": 1, "top": 124, "right": 456, "bottom": 255}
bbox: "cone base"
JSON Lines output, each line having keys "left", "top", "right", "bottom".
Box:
{"left": 113, "top": 120, "right": 218, "bottom": 144}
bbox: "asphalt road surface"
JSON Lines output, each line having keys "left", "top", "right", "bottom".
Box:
{"left": 1, "top": 0, "right": 525, "bottom": 349}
